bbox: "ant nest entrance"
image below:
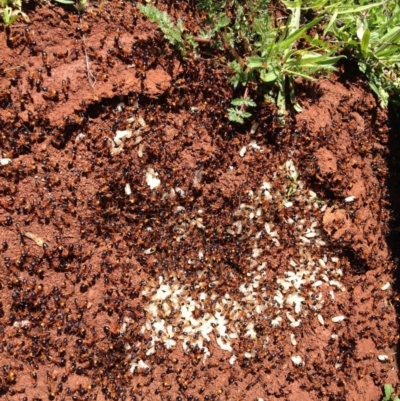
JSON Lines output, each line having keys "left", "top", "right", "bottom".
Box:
{"left": 124, "top": 160, "right": 346, "bottom": 372}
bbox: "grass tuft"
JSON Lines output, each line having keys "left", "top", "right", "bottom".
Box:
{"left": 137, "top": 0, "right": 400, "bottom": 124}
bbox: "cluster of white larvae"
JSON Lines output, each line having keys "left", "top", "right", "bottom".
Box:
{"left": 127, "top": 160, "right": 346, "bottom": 372}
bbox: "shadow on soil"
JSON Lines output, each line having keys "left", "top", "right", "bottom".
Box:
{"left": 387, "top": 104, "right": 400, "bottom": 374}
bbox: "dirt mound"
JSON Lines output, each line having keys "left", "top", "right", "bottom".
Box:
{"left": 0, "top": 2, "right": 398, "bottom": 400}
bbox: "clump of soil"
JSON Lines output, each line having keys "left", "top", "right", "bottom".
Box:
{"left": 0, "top": 2, "right": 398, "bottom": 401}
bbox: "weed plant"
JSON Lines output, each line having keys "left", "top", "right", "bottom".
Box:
{"left": 138, "top": 4, "right": 198, "bottom": 59}
{"left": 0, "top": 0, "right": 87, "bottom": 19}
{"left": 138, "top": 0, "right": 400, "bottom": 124}
{"left": 1, "top": 0, "right": 398, "bottom": 124}
{"left": 382, "top": 384, "right": 400, "bottom": 401}
{"left": 312, "top": 0, "right": 400, "bottom": 108}
{"left": 0, "top": 0, "right": 29, "bottom": 24}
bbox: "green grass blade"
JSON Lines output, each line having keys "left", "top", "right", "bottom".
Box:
{"left": 323, "top": 10, "right": 338, "bottom": 36}
{"left": 282, "top": 68, "right": 316, "bottom": 80}
{"left": 335, "top": 1, "right": 386, "bottom": 15}
{"left": 383, "top": 384, "right": 394, "bottom": 401}
{"left": 298, "top": 53, "right": 344, "bottom": 66}
{"left": 360, "top": 28, "right": 371, "bottom": 56}
{"left": 300, "top": 0, "right": 330, "bottom": 10}
{"left": 375, "top": 27, "right": 400, "bottom": 55}
{"left": 279, "top": 16, "right": 324, "bottom": 49}
{"left": 281, "top": 0, "right": 302, "bottom": 8}
{"left": 367, "top": 75, "right": 389, "bottom": 107}
{"left": 288, "top": 3, "right": 301, "bottom": 33}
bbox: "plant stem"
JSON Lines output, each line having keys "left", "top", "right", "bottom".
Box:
{"left": 240, "top": 86, "right": 249, "bottom": 112}
{"left": 79, "top": 14, "right": 96, "bottom": 89}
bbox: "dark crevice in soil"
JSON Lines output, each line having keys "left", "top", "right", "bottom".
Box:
{"left": 387, "top": 106, "right": 400, "bottom": 261}
{"left": 384, "top": 104, "right": 400, "bottom": 374}
{"left": 341, "top": 248, "right": 368, "bottom": 275}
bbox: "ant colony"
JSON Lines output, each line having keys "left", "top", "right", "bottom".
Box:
{"left": 124, "top": 160, "right": 346, "bottom": 372}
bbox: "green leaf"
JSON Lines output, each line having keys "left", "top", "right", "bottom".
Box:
{"left": 247, "top": 56, "right": 266, "bottom": 69}
{"left": 214, "top": 12, "right": 230, "bottom": 30}
{"left": 282, "top": 68, "right": 316, "bottom": 80}
{"left": 299, "top": 0, "right": 329, "bottom": 10}
{"left": 227, "top": 108, "right": 251, "bottom": 124}
{"left": 280, "top": 0, "right": 302, "bottom": 8}
{"left": 367, "top": 74, "right": 389, "bottom": 108}
{"left": 240, "top": 110, "right": 252, "bottom": 119}
{"left": 197, "top": 0, "right": 225, "bottom": 14}
{"left": 195, "top": 0, "right": 400, "bottom": 119}
{"left": 231, "top": 97, "right": 256, "bottom": 107}
{"left": 229, "top": 60, "right": 243, "bottom": 74}
{"left": 228, "top": 111, "right": 243, "bottom": 123}
{"left": 376, "top": 27, "right": 400, "bottom": 56}
{"left": 260, "top": 69, "right": 279, "bottom": 83}
{"left": 278, "top": 16, "right": 324, "bottom": 50}
{"left": 138, "top": 4, "right": 183, "bottom": 45}
{"left": 356, "top": 21, "right": 366, "bottom": 41}
{"left": 298, "top": 53, "right": 344, "bottom": 66}
{"left": 360, "top": 28, "right": 370, "bottom": 57}
{"left": 288, "top": 2, "right": 301, "bottom": 32}
{"left": 229, "top": 60, "right": 249, "bottom": 88}
{"left": 2, "top": 6, "right": 18, "bottom": 24}
{"left": 358, "top": 61, "right": 367, "bottom": 73}
{"left": 323, "top": 10, "right": 338, "bottom": 36}
{"left": 383, "top": 384, "right": 394, "bottom": 401}
{"left": 264, "top": 94, "right": 275, "bottom": 104}
{"left": 335, "top": 1, "right": 386, "bottom": 15}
